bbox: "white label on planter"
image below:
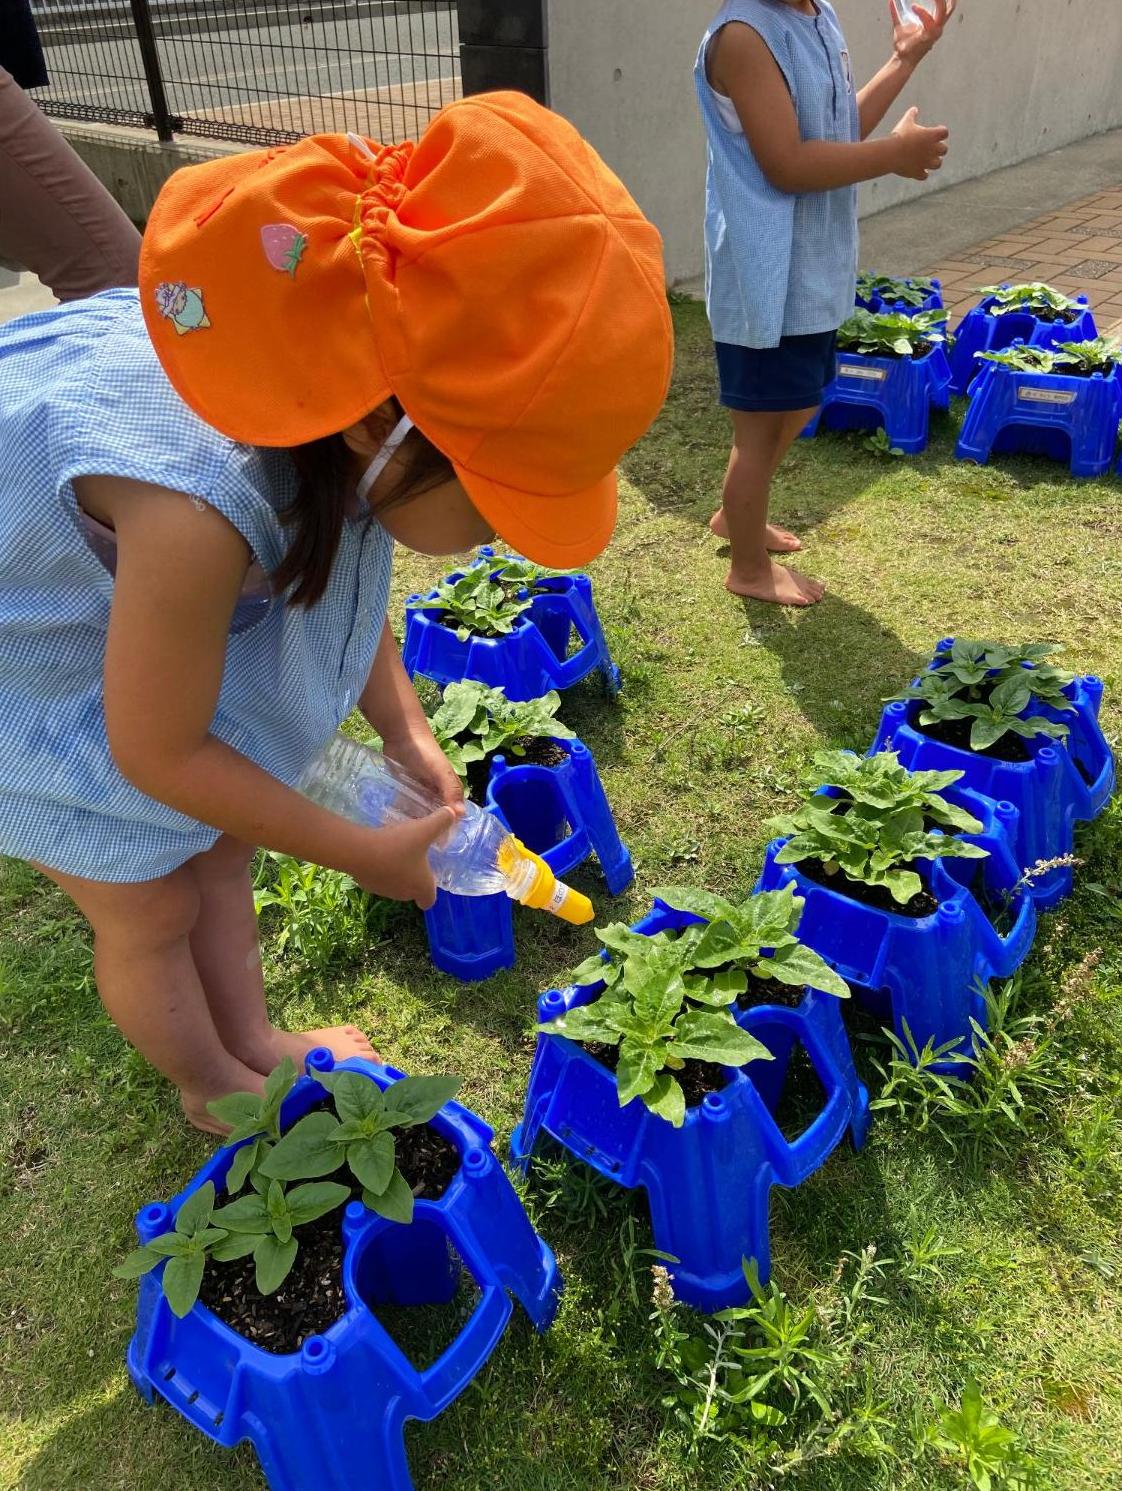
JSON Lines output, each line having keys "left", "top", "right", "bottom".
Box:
{"left": 839, "top": 364, "right": 888, "bottom": 382}
{"left": 1018, "top": 387, "right": 1076, "bottom": 405}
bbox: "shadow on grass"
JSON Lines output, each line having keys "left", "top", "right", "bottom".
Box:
{"left": 737, "top": 591, "right": 929, "bottom": 744}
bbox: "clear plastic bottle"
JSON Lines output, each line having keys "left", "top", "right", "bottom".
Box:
{"left": 896, "top": 1, "right": 934, "bottom": 24}
{"left": 298, "top": 734, "right": 594, "bottom": 925}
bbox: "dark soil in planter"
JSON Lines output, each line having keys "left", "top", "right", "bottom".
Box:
{"left": 199, "top": 1114, "right": 462, "bottom": 1356}
{"left": 736, "top": 970, "right": 806, "bottom": 1011}
{"left": 581, "top": 1041, "right": 731, "bottom": 1110}
{"left": 837, "top": 342, "right": 933, "bottom": 362}
{"left": 915, "top": 712, "right": 1031, "bottom": 762}
{"left": 462, "top": 733, "right": 568, "bottom": 804}
{"left": 797, "top": 855, "right": 939, "bottom": 920}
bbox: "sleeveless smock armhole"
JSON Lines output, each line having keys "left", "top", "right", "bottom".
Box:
{"left": 46, "top": 301, "right": 292, "bottom": 579}
{"left": 704, "top": 16, "right": 799, "bottom": 112}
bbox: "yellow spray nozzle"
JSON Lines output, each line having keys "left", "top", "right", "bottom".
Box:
{"left": 499, "top": 837, "right": 595, "bottom": 925}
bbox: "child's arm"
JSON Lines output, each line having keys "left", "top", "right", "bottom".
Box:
{"left": 710, "top": 22, "right": 948, "bottom": 190}
{"left": 83, "top": 474, "right": 456, "bottom": 905}
{"left": 859, "top": 0, "right": 958, "bottom": 139}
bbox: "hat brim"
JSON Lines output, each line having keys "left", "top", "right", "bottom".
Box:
{"left": 453, "top": 464, "right": 618, "bottom": 570}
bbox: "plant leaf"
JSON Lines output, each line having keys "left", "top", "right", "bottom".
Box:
{"left": 286, "top": 1181, "right": 352, "bottom": 1227}
{"left": 616, "top": 1040, "right": 662, "bottom": 1106}
{"left": 381, "top": 1074, "right": 462, "bottom": 1128}
{"left": 253, "top": 1234, "right": 299, "bottom": 1296}
{"left": 259, "top": 1111, "right": 345, "bottom": 1181}
{"left": 362, "top": 1166, "right": 415, "bottom": 1223}
{"left": 174, "top": 1181, "right": 216, "bottom": 1238}
{"left": 210, "top": 1232, "right": 259, "bottom": 1262}
{"left": 225, "top": 1138, "right": 262, "bottom": 1196}
{"left": 765, "top": 944, "right": 850, "bottom": 998}
{"left": 211, "top": 1193, "right": 270, "bottom": 1234}
{"left": 113, "top": 1245, "right": 166, "bottom": 1279}
{"left": 668, "top": 1009, "right": 772, "bottom": 1067}
{"left": 319, "top": 1069, "right": 382, "bottom": 1125}
{"left": 643, "top": 1073, "right": 686, "bottom": 1128}
{"left": 162, "top": 1253, "right": 206, "bottom": 1318}
{"left": 346, "top": 1131, "right": 397, "bottom": 1194}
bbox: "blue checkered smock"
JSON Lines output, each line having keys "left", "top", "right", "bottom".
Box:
{"left": 696, "top": 0, "right": 860, "bottom": 349}
{"left": 0, "top": 290, "right": 393, "bottom": 882}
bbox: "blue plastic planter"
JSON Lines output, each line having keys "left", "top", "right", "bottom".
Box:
{"left": 857, "top": 278, "right": 945, "bottom": 317}
{"left": 424, "top": 735, "right": 633, "bottom": 982}
{"left": 403, "top": 548, "right": 620, "bottom": 701}
{"left": 126, "top": 1051, "right": 560, "bottom": 1491}
{"left": 511, "top": 902, "right": 870, "bottom": 1311}
{"left": 755, "top": 786, "right": 1037, "bottom": 1071}
{"left": 955, "top": 352, "right": 1122, "bottom": 479}
{"left": 872, "top": 646, "right": 1115, "bottom": 909}
{"left": 802, "top": 343, "right": 951, "bottom": 454}
{"left": 948, "top": 291, "right": 1098, "bottom": 397}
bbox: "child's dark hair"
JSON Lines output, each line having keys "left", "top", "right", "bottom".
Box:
{"left": 277, "top": 400, "right": 455, "bottom": 607}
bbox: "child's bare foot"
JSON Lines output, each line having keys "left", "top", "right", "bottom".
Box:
{"left": 709, "top": 508, "right": 803, "bottom": 552}
{"left": 726, "top": 559, "right": 826, "bottom": 607}
{"left": 262, "top": 1025, "right": 381, "bottom": 1075}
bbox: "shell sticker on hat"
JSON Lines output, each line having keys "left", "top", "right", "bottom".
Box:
{"left": 260, "top": 223, "right": 307, "bottom": 277}
{"left": 154, "top": 281, "right": 210, "bottom": 335}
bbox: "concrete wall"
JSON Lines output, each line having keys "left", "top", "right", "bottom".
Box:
{"left": 545, "top": 0, "right": 1122, "bottom": 285}
{"left": 58, "top": 123, "right": 242, "bottom": 230}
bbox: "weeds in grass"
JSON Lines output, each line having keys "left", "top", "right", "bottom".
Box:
{"left": 925, "top": 1378, "right": 1039, "bottom": 1490}
{"left": 253, "top": 851, "right": 395, "bottom": 970}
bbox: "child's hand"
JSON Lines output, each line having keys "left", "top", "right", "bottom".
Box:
{"left": 891, "top": 0, "right": 957, "bottom": 67}
{"left": 346, "top": 807, "right": 461, "bottom": 909}
{"left": 890, "top": 106, "right": 949, "bottom": 180}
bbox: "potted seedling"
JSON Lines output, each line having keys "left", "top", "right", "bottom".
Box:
{"left": 956, "top": 337, "right": 1122, "bottom": 478}
{"left": 512, "top": 886, "right": 869, "bottom": 1310}
{"left": 875, "top": 639, "right": 1115, "bottom": 907}
{"left": 403, "top": 546, "right": 620, "bottom": 701}
{"left": 948, "top": 281, "right": 1098, "bottom": 395}
{"left": 422, "top": 680, "right": 632, "bottom": 982}
{"left": 856, "top": 271, "right": 943, "bottom": 315}
{"left": 756, "top": 749, "right": 1036, "bottom": 1067}
{"left": 803, "top": 308, "right": 951, "bottom": 454}
{"left": 119, "top": 1052, "right": 560, "bottom": 1491}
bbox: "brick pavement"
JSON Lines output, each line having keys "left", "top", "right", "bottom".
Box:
{"left": 927, "top": 186, "right": 1122, "bottom": 336}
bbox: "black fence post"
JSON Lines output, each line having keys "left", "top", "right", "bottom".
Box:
{"left": 457, "top": 0, "right": 548, "bottom": 105}
{"left": 128, "top": 0, "right": 179, "bottom": 141}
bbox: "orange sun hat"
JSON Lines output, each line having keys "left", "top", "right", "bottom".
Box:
{"left": 138, "top": 91, "right": 673, "bottom": 567}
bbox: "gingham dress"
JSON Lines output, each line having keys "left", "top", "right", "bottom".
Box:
{"left": 0, "top": 289, "right": 393, "bottom": 882}
{"left": 696, "top": 0, "right": 860, "bottom": 349}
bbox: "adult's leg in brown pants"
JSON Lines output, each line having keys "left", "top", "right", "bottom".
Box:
{"left": 0, "top": 65, "right": 140, "bottom": 302}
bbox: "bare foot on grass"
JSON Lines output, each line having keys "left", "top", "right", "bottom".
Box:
{"left": 726, "top": 559, "right": 825, "bottom": 607}
{"left": 709, "top": 508, "right": 803, "bottom": 552}
{"left": 181, "top": 1084, "right": 262, "bottom": 1136}
{"left": 264, "top": 1025, "right": 380, "bottom": 1074}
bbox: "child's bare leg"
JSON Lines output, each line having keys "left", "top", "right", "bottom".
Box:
{"left": 33, "top": 860, "right": 263, "bottom": 1133}
{"left": 710, "top": 406, "right": 813, "bottom": 551}
{"left": 186, "top": 834, "right": 377, "bottom": 1074}
{"left": 719, "top": 408, "right": 825, "bottom": 606}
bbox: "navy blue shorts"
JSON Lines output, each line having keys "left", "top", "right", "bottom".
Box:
{"left": 715, "top": 331, "right": 838, "bottom": 413}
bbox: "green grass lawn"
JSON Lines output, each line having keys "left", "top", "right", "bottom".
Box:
{"left": 2, "top": 300, "right": 1121, "bottom": 1489}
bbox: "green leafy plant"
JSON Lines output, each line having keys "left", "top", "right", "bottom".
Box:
{"left": 113, "top": 1181, "right": 230, "bottom": 1318}
{"left": 406, "top": 553, "right": 561, "bottom": 641}
{"left": 862, "top": 428, "right": 905, "bottom": 458}
{"left": 260, "top": 1070, "right": 462, "bottom": 1222}
{"left": 926, "top": 1378, "right": 1038, "bottom": 1490}
{"left": 837, "top": 308, "right": 946, "bottom": 359}
{"left": 253, "top": 852, "right": 392, "bottom": 970}
{"left": 205, "top": 1056, "right": 298, "bottom": 1194}
{"left": 893, "top": 638, "right": 1074, "bottom": 752}
{"left": 767, "top": 749, "right": 988, "bottom": 906}
{"left": 978, "top": 337, "right": 1119, "bottom": 377}
{"left": 982, "top": 281, "right": 1083, "bottom": 322}
{"left": 857, "top": 272, "right": 938, "bottom": 309}
{"left": 539, "top": 936, "right": 771, "bottom": 1129}
{"left": 210, "top": 1174, "right": 351, "bottom": 1296}
{"left": 428, "top": 679, "right": 575, "bottom": 782}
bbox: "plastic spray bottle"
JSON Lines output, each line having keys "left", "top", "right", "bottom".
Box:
{"left": 299, "top": 734, "right": 594, "bottom": 925}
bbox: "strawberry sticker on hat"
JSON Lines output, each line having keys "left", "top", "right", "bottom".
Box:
{"left": 138, "top": 92, "right": 673, "bottom": 569}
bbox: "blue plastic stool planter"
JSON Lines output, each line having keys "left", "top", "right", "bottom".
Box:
{"left": 424, "top": 735, "right": 633, "bottom": 982}
{"left": 126, "top": 1051, "right": 560, "bottom": 1491}
{"left": 801, "top": 343, "right": 951, "bottom": 454}
{"left": 954, "top": 353, "right": 1122, "bottom": 479}
{"left": 511, "top": 902, "right": 870, "bottom": 1311}
{"left": 947, "top": 292, "right": 1098, "bottom": 397}
{"left": 755, "top": 792, "right": 1037, "bottom": 1072}
{"left": 857, "top": 279, "right": 945, "bottom": 317}
{"left": 872, "top": 648, "right": 1116, "bottom": 910}
{"left": 403, "top": 547, "right": 620, "bottom": 702}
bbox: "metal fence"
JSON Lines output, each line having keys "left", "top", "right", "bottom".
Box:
{"left": 28, "top": 0, "right": 463, "bottom": 146}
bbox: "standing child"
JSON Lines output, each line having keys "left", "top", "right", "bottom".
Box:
{"left": 0, "top": 93, "right": 672, "bottom": 1129}
{"left": 697, "top": 0, "right": 957, "bottom": 605}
